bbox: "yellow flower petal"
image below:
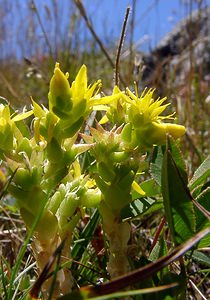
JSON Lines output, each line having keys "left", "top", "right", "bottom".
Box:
{"left": 132, "top": 180, "right": 146, "bottom": 196}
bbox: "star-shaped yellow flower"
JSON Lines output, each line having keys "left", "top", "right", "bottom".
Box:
{"left": 122, "top": 87, "right": 186, "bottom": 149}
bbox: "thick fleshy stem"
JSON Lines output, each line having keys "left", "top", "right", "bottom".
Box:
{"left": 105, "top": 217, "right": 131, "bottom": 278}
{"left": 99, "top": 199, "right": 131, "bottom": 279}
{"left": 31, "top": 212, "right": 80, "bottom": 298}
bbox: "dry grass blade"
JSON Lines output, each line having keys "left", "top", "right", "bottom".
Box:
{"left": 89, "top": 282, "right": 179, "bottom": 300}
{"left": 30, "top": 0, "right": 54, "bottom": 58}
{"left": 29, "top": 239, "right": 65, "bottom": 299}
{"left": 74, "top": 0, "right": 126, "bottom": 87}
{"left": 115, "top": 7, "right": 130, "bottom": 86}
{"left": 0, "top": 168, "right": 18, "bottom": 200}
{"left": 81, "top": 227, "right": 210, "bottom": 297}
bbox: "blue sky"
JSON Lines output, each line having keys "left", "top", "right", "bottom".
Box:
{"left": 0, "top": 0, "right": 209, "bottom": 59}
{"left": 81, "top": 0, "right": 209, "bottom": 51}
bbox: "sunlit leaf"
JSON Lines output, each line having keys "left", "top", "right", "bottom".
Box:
{"left": 161, "top": 137, "right": 195, "bottom": 244}
{"left": 12, "top": 110, "right": 33, "bottom": 122}
{"left": 189, "top": 155, "right": 210, "bottom": 190}
{"left": 150, "top": 146, "right": 164, "bottom": 186}
{"left": 132, "top": 180, "right": 146, "bottom": 196}
{"left": 120, "top": 197, "right": 156, "bottom": 220}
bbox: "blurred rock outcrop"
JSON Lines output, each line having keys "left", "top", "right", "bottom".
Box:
{"left": 142, "top": 6, "right": 210, "bottom": 89}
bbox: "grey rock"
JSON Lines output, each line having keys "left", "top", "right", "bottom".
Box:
{"left": 142, "top": 6, "right": 210, "bottom": 86}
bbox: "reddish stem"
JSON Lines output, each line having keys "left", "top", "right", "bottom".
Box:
{"left": 150, "top": 216, "right": 166, "bottom": 253}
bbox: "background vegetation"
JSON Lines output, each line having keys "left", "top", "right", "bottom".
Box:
{"left": 0, "top": 0, "right": 209, "bottom": 299}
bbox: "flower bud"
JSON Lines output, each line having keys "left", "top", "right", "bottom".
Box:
{"left": 17, "top": 137, "right": 32, "bottom": 158}
{"left": 136, "top": 121, "right": 186, "bottom": 149}
{"left": 110, "top": 151, "right": 129, "bottom": 163}
{"left": 35, "top": 209, "right": 58, "bottom": 241}
{"left": 48, "top": 63, "right": 72, "bottom": 119}
{"left": 81, "top": 189, "right": 101, "bottom": 208}
{"left": 0, "top": 119, "right": 13, "bottom": 152}
{"left": 57, "top": 192, "right": 79, "bottom": 220}
{"left": 121, "top": 123, "right": 132, "bottom": 144}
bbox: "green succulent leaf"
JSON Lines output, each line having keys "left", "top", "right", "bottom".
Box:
{"left": 12, "top": 110, "right": 33, "bottom": 122}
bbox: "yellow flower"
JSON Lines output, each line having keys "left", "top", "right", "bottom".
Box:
{"left": 123, "top": 87, "right": 186, "bottom": 149}
{"left": 47, "top": 63, "right": 124, "bottom": 139}
{"left": 48, "top": 63, "right": 102, "bottom": 122}
{"left": 0, "top": 104, "right": 33, "bottom": 152}
{"left": 99, "top": 86, "right": 126, "bottom": 126}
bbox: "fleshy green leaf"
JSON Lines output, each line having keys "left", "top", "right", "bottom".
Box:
{"left": 12, "top": 110, "right": 33, "bottom": 122}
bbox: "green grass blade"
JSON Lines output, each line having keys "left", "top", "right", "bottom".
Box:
{"left": 58, "top": 227, "right": 210, "bottom": 299}
{"left": 89, "top": 283, "right": 179, "bottom": 300}
{"left": 0, "top": 258, "right": 8, "bottom": 299}
{"left": 120, "top": 197, "right": 157, "bottom": 220}
{"left": 72, "top": 209, "right": 100, "bottom": 261}
{"left": 6, "top": 200, "right": 47, "bottom": 300}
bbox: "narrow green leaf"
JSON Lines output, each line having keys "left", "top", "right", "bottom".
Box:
{"left": 141, "top": 200, "right": 163, "bottom": 216}
{"left": 62, "top": 227, "right": 209, "bottom": 299}
{"left": 88, "top": 283, "right": 179, "bottom": 300}
{"left": 189, "top": 155, "right": 210, "bottom": 190}
{"left": 12, "top": 110, "right": 33, "bottom": 122}
{"left": 197, "top": 228, "right": 210, "bottom": 248}
{"left": 59, "top": 284, "right": 179, "bottom": 300}
{"left": 120, "top": 197, "right": 156, "bottom": 220}
{"left": 0, "top": 96, "right": 9, "bottom": 105}
{"left": 161, "top": 137, "right": 195, "bottom": 244}
{"left": 71, "top": 209, "right": 99, "bottom": 261}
